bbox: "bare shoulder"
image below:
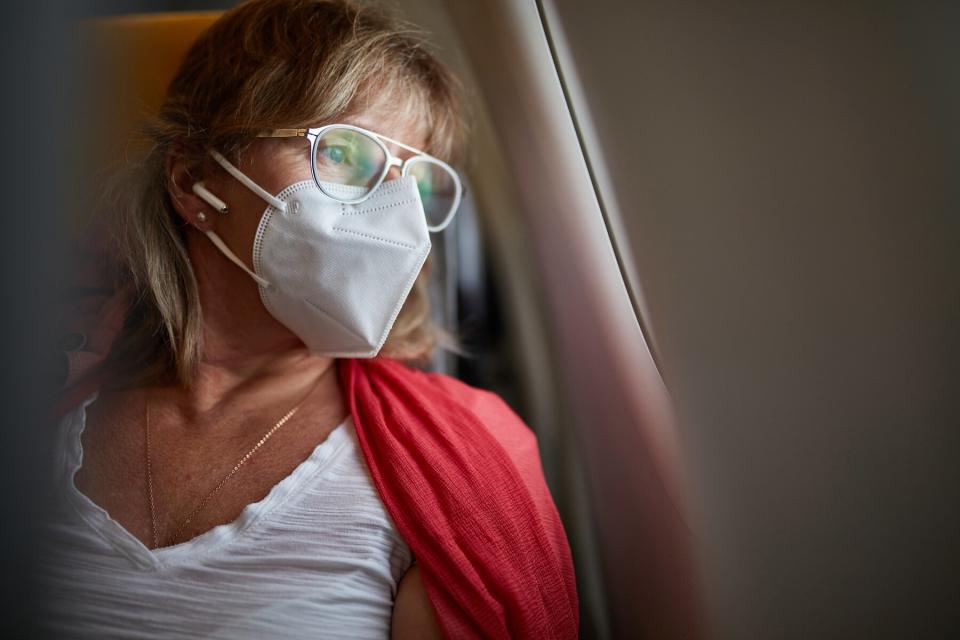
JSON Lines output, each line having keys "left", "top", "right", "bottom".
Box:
{"left": 391, "top": 563, "right": 444, "bottom": 640}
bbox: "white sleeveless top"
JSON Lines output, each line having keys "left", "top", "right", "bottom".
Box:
{"left": 37, "top": 392, "right": 415, "bottom": 639}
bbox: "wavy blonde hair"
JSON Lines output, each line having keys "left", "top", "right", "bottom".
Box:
{"left": 102, "top": 0, "right": 465, "bottom": 388}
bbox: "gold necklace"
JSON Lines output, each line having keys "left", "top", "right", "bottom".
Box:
{"left": 144, "top": 378, "right": 322, "bottom": 549}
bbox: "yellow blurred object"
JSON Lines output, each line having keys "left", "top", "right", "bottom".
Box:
{"left": 75, "top": 12, "right": 223, "bottom": 219}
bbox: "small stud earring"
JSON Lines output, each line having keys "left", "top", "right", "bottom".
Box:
{"left": 197, "top": 212, "right": 208, "bottom": 223}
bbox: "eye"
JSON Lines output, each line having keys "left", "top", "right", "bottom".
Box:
{"left": 320, "top": 145, "right": 348, "bottom": 164}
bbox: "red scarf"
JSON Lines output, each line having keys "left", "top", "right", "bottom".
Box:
{"left": 51, "top": 239, "right": 579, "bottom": 638}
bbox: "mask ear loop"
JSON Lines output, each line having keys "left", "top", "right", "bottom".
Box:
{"left": 203, "top": 148, "right": 289, "bottom": 289}
{"left": 208, "top": 150, "right": 288, "bottom": 212}
{"left": 204, "top": 229, "right": 271, "bottom": 289}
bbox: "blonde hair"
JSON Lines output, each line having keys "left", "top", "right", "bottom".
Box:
{"left": 102, "top": 0, "right": 465, "bottom": 388}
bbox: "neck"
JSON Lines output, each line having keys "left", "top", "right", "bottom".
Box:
{"left": 150, "top": 228, "right": 342, "bottom": 420}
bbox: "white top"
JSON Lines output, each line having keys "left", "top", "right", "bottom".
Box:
{"left": 37, "top": 392, "right": 414, "bottom": 639}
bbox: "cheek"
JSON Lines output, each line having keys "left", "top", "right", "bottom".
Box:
{"left": 209, "top": 145, "right": 313, "bottom": 265}
{"left": 249, "top": 145, "right": 314, "bottom": 194}
{"left": 210, "top": 181, "right": 269, "bottom": 265}
{"left": 277, "top": 156, "right": 314, "bottom": 189}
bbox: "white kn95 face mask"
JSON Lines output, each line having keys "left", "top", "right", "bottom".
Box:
{"left": 200, "top": 149, "right": 431, "bottom": 358}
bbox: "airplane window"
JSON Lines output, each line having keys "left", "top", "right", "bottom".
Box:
{"left": 540, "top": 1, "right": 960, "bottom": 639}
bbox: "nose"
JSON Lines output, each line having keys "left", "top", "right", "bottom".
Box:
{"left": 385, "top": 165, "right": 402, "bottom": 181}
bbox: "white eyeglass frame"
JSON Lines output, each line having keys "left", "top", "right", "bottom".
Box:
{"left": 258, "top": 123, "right": 463, "bottom": 232}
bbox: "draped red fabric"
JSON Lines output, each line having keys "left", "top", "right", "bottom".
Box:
{"left": 340, "top": 357, "right": 579, "bottom": 638}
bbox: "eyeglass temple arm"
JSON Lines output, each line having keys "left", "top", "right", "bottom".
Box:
{"left": 259, "top": 128, "right": 427, "bottom": 156}
{"left": 256, "top": 129, "right": 307, "bottom": 138}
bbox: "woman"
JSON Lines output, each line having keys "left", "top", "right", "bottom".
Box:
{"left": 41, "top": 0, "right": 578, "bottom": 638}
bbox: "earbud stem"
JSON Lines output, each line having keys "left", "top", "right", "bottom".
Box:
{"left": 192, "top": 181, "right": 230, "bottom": 214}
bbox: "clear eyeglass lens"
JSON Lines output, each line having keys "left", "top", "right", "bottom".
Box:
{"left": 406, "top": 159, "right": 458, "bottom": 229}
{"left": 313, "top": 127, "right": 386, "bottom": 197}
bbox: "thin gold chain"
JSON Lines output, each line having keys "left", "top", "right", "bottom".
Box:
{"left": 143, "top": 377, "right": 323, "bottom": 549}
{"left": 144, "top": 400, "right": 159, "bottom": 549}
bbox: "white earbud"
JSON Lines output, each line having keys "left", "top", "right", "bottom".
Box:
{"left": 192, "top": 181, "right": 229, "bottom": 214}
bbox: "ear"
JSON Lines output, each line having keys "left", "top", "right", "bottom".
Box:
{"left": 165, "top": 151, "right": 220, "bottom": 232}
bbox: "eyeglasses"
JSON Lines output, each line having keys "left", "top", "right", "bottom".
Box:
{"left": 258, "top": 123, "right": 463, "bottom": 232}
